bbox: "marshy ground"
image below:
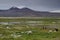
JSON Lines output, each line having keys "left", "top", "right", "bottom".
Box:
{"left": 0, "top": 17, "right": 60, "bottom": 40}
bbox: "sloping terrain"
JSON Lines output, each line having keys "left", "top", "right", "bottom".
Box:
{"left": 0, "top": 7, "right": 60, "bottom": 17}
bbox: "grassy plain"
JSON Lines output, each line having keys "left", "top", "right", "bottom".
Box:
{"left": 0, "top": 17, "right": 60, "bottom": 40}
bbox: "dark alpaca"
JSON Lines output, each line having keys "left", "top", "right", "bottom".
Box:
{"left": 55, "top": 28, "right": 58, "bottom": 31}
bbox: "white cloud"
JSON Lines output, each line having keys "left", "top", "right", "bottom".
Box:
{"left": 49, "top": 10, "right": 60, "bottom": 13}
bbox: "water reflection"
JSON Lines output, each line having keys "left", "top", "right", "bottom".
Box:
{"left": 0, "top": 22, "right": 20, "bottom": 25}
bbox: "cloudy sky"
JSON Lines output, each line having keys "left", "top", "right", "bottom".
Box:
{"left": 0, "top": 0, "right": 60, "bottom": 11}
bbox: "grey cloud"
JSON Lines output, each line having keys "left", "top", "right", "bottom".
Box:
{"left": 0, "top": 0, "right": 60, "bottom": 11}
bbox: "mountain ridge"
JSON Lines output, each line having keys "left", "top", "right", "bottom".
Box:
{"left": 0, "top": 7, "right": 60, "bottom": 17}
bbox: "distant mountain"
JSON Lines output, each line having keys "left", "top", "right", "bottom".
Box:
{"left": 0, "top": 7, "right": 60, "bottom": 17}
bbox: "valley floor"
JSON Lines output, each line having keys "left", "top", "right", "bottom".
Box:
{"left": 0, "top": 17, "right": 60, "bottom": 40}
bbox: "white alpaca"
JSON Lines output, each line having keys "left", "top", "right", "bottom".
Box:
{"left": 54, "top": 30, "right": 56, "bottom": 32}
{"left": 21, "top": 32, "right": 24, "bottom": 33}
{"left": 6, "top": 26, "right": 10, "bottom": 29}
{"left": 48, "top": 30, "right": 52, "bottom": 33}
{"left": 26, "top": 31, "right": 32, "bottom": 34}
{"left": 11, "top": 34, "right": 22, "bottom": 38}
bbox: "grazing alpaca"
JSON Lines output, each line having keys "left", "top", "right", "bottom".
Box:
{"left": 26, "top": 31, "right": 32, "bottom": 34}
{"left": 48, "top": 30, "right": 53, "bottom": 33}
{"left": 42, "top": 26, "right": 47, "bottom": 30}
{"left": 54, "top": 28, "right": 58, "bottom": 31}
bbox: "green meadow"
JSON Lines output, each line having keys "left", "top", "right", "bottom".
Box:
{"left": 0, "top": 17, "right": 60, "bottom": 40}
